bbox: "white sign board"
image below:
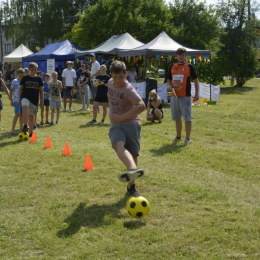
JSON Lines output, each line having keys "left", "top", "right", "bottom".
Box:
{"left": 47, "top": 59, "right": 55, "bottom": 78}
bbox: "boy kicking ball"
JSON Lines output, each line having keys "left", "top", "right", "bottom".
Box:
{"left": 107, "top": 61, "right": 146, "bottom": 197}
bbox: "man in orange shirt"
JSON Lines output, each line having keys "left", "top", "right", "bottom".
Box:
{"left": 167, "top": 47, "right": 199, "bottom": 145}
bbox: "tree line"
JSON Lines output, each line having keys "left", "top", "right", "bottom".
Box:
{"left": 1, "top": 0, "right": 260, "bottom": 86}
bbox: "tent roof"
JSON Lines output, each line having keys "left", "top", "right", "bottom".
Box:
{"left": 75, "top": 32, "right": 144, "bottom": 56}
{"left": 23, "top": 40, "right": 85, "bottom": 62}
{"left": 117, "top": 31, "right": 211, "bottom": 56}
{"left": 3, "top": 44, "right": 33, "bottom": 63}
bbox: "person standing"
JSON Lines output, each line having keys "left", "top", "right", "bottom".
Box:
{"left": 62, "top": 61, "right": 76, "bottom": 112}
{"left": 88, "top": 64, "right": 110, "bottom": 123}
{"left": 78, "top": 64, "right": 90, "bottom": 111}
{"left": 40, "top": 73, "right": 51, "bottom": 125}
{"left": 19, "top": 62, "right": 44, "bottom": 137}
{"left": 89, "top": 53, "right": 100, "bottom": 101}
{"left": 167, "top": 47, "right": 199, "bottom": 145}
{"left": 107, "top": 60, "right": 146, "bottom": 197}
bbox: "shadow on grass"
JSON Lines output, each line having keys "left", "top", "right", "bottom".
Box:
{"left": 57, "top": 196, "right": 143, "bottom": 237}
{"left": 220, "top": 86, "right": 254, "bottom": 95}
{"left": 79, "top": 122, "right": 110, "bottom": 128}
{"left": 150, "top": 142, "right": 185, "bottom": 156}
{"left": 0, "top": 132, "right": 22, "bottom": 147}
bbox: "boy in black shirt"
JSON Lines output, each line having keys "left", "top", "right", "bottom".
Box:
{"left": 19, "top": 62, "right": 44, "bottom": 136}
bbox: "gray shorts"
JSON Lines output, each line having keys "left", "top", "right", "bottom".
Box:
{"left": 50, "top": 100, "right": 61, "bottom": 110}
{"left": 108, "top": 124, "right": 141, "bottom": 156}
{"left": 21, "top": 98, "right": 38, "bottom": 116}
{"left": 170, "top": 96, "right": 192, "bottom": 121}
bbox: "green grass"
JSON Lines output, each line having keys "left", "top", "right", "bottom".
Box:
{"left": 1, "top": 78, "right": 260, "bottom": 259}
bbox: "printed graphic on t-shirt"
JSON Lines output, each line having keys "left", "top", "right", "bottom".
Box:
{"left": 172, "top": 74, "right": 184, "bottom": 89}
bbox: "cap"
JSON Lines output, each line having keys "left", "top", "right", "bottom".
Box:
{"left": 89, "top": 53, "right": 95, "bottom": 57}
{"left": 66, "top": 61, "right": 72, "bottom": 64}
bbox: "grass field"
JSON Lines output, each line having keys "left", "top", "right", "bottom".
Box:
{"left": 0, "top": 79, "right": 260, "bottom": 259}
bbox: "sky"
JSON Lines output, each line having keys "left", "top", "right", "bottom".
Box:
{"left": 165, "top": 0, "right": 260, "bottom": 19}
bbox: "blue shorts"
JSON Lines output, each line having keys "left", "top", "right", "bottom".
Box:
{"left": 14, "top": 102, "right": 22, "bottom": 114}
{"left": 44, "top": 98, "right": 50, "bottom": 106}
{"left": 108, "top": 124, "right": 141, "bottom": 156}
{"left": 63, "top": 87, "right": 73, "bottom": 98}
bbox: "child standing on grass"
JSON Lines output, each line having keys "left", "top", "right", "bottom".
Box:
{"left": 10, "top": 68, "right": 25, "bottom": 133}
{"left": 40, "top": 73, "right": 51, "bottom": 125}
{"left": 107, "top": 61, "right": 146, "bottom": 197}
{"left": 49, "top": 71, "right": 62, "bottom": 125}
{"left": 0, "top": 72, "right": 10, "bottom": 130}
{"left": 19, "top": 62, "right": 44, "bottom": 137}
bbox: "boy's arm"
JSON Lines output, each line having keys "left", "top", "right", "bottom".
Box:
{"left": 9, "top": 89, "right": 14, "bottom": 105}
{"left": 193, "top": 78, "right": 199, "bottom": 101}
{"left": 1, "top": 79, "right": 10, "bottom": 98}
{"left": 62, "top": 77, "right": 66, "bottom": 89}
{"left": 39, "top": 86, "right": 44, "bottom": 109}
{"left": 110, "top": 97, "right": 146, "bottom": 124}
{"left": 18, "top": 85, "right": 23, "bottom": 107}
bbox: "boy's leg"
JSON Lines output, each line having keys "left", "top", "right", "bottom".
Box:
{"left": 19, "top": 114, "right": 23, "bottom": 130}
{"left": 51, "top": 109, "right": 54, "bottom": 123}
{"left": 56, "top": 108, "right": 60, "bottom": 122}
{"left": 69, "top": 97, "right": 73, "bottom": 110}
{"left": 22, "top": 105, "right": 29, "bottom": 131}
{"left": 175, "top": 119, "right": 182, "bottom": 138}
{"left": 185, "top": 121, "right": 191, "bottom": 140}
{"left": 102, "top": 102, "right": 107, "bottom": 120}
{"left": 29, "top": 115, "right": 35, "bottom": 135}
{"left": 12, "top": 114, "right": 19, "bottom": 131}
{"left": 40, "top": 106, "right": 44, "bottom": 123}
{"left": 45, "top": 105, "right": 49, "bottom": 123}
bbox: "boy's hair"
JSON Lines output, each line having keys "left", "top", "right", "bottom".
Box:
{"left": 36, "top": 70, "right": 43, "bottom": 76}
{"left": 52, "top": 71, "right": 58, "bottom": 75}
{"left": 17, "top": 68, "right": 25, "bottom": 74}
{"left": 100, "top": 64, "right": 107, "bottom": 70}
{"left": 24, "top": 67, "right": 29, "bottom": 73}
{"left": 45, "top": 73, "right": 51, "bottom": 78}
{"left": 176, "top": 47, "right": 187, "bottom": 55}
{"left": 110, "top": 61, "right": 126, "bottom": 74}
{"left": 28, "top": 62, "right": 38, "bottom": 69}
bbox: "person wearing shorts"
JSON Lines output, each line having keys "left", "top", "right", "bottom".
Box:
{"left": 62, "top": 61, "right": 76, "bottom": 112}
{"left": 167, "top": 47, "right": 199, "bottom": 145}
{"left": 19, "top": 62, "right": 43, "bottom": 136}
{"left": 49, "top": 71, "right": 62, "bottom": 125}
{"left": 10, "top": 68, "right": 25, "bottom": 133}
{"left": 89, "top": 53, "right": 100, "bottom": 109}
{"left": 40, "top": 73, "right": 51, "bottom": 125}
{"left": 0, "top": 72, "right": 10, "bottom": 130}
{"left": 88, "top": 64, "right": 110, "bottom": 124}
{"left": 107, "top": 61, "right": 146, "bottom": 197}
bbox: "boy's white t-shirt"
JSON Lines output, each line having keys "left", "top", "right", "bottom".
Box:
{"left": 90, "top": 61, "right": 100, "bottom": 79}
{"left": 11, "top": 78, "right": 21, "bottom": 102}
{"left": 62, "top": 68, "right": 76, "bottom": 86}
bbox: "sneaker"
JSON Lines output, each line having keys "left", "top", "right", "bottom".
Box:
{"left": 56, "top": 121, "right": 60, "bottom": 125}
{"left": 184, "top": 138, "right": 191, "bottom": 145}
{"left": 69, "top": 108, "right": 73, "bottom": 112}
{"left": 62, "top": 108, "right": 66, "bottom": 112}
{"left": 45, "top": 121, "right": 50, "bottom": 124}
{"left": 172, "top": 137, "right": 182, "bottom": 142}
{"left": 101, "top": 119, "right": 105, "bottom": 123}
{"left": 127, "top": 184, "right": 140, "bottom": 197}
{"left": 118, "top": 168, "right": 144, "bottom": 183}
{"left": 33, "top": 125, "right": 38, "bottom": 130}
{"left": 40, "top": 121, "right": 44, "bottom": 126}
{"left": 49, "top": 122, "right": 54, "bottom": 126}
{"left": 88, "top": 119, "right": 97, "bottom": 124}
{"left": 85, "top": 108, "right": 90, "bottom": 111}
{"left": 22, "top": 125, "right": 29, "bottom": 133}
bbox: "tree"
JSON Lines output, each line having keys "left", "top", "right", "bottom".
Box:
{"left": 216, "top": 0, "right": 260, "bottom": 86}
{"left": 168, "top": 0, "right": 222, "bottom": 51}
{"left": 1, "top": 0, "right": 94, "bottom": 51}
{"left": 65, "top": 0, "right": 172, "bottom": 49}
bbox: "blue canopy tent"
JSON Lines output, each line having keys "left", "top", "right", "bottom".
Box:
{"left": 22, "top": 39, "right": 86, "bottom": 72}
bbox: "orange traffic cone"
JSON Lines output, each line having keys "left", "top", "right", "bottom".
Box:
{"left": 63, "top": 142, "right": 71, "bottom": 156}
{"left": 45, "top": 136, "right": 52, "bottom": 149}
{"left": 84, "top": 153, "right": 94, "bottom": 170}
{"left": 29, "top": 131, "right": 37, "bottom": 143}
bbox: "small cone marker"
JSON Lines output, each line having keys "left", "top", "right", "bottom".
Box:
{"left": 84, "top": 153, "right": 94, "bottom": 170}
{"left": 45, "top": 136, "right": 52, "bottom": 149}
{"left": 30, "top": 131, "right": 37, "bottom": 143}
{"left": 63, "top": 142, "right": 71, "bottom": 156}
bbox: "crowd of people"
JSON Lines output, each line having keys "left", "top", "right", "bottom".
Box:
{"left": 0, "top": 48, "right": 199, "bottom": 198}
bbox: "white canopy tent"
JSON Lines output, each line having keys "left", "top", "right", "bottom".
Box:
{"left": 75, "top": 32, "right": 144, "bottom": 56}
{"left": 117, "top": 31, "right": 211, "bottom": 56}
{"left": 3, "top": 44, "right": 33, "bottom": 63}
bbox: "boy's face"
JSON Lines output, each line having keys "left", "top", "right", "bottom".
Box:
{"left": 52, "top": 73, "right": 58, "bottom": 80}
{"left": 29, "top": 66, "right": 37, "bottom": 76}
{"left": 17, "top": 73, "right": 24, "bottom": 81}
{"left": 45, "top": 76, "right": 50, "bottom": 83}
{"left": 176, "top": 53, "right": 186, "bottom": 64}
{"left": 100, "top": 67, "right": 106, "bottom": 75}
{"left": 111, "top": 71, "right": 126, "bottom": 87}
